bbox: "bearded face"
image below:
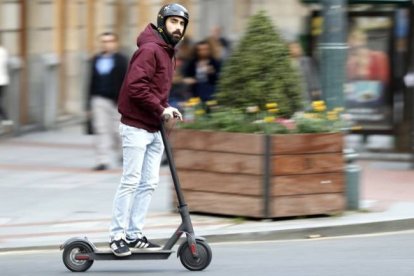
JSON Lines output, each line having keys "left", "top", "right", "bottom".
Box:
{"left": 165, "top": 16, "right": 186, "bottom": 45}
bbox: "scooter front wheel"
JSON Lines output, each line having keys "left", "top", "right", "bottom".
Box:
{"left": 178, "top": 240, "right": 212, "bottom": 271}
{"left": 62, "top": 241, "right": 94, "bottom": 272}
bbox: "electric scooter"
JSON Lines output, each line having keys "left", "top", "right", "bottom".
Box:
{"left": 60, "top": 120, "right": 212, "bottom": 272}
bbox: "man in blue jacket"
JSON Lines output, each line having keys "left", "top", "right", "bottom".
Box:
{"left": 88, "top": 32, "right": 128, "bottom": 171}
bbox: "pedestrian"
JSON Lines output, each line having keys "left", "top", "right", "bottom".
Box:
{"left": 168, "top": 56, "right": 191, "bottom": 111}
{"left": 109, "top": 3, "right": 188, "bottom": 257}
{"left": 206, "top": 25, "right": 231, "bottom": 61}
{"left": 176, "top": 36, "right": 194, "bottom": 66}
{"left": 170, "top": 36, "right": 194, "bottom": 108}
{"left": 87, "top": 32, "right": 128, "bottom": 171}
{"left": 0, "top": 43, "right": 11, "bottom": 126}
{"left": 288, "top": 41, "right": 321, "bottom": 107}
{"left": 184, "top": 40, "right": 221, "bottom": 105}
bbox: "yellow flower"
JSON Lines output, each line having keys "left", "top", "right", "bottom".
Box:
{"left": 206, "top": 100, "right": 218, "bottom": 106}
{"left": 185, "top": 97, "right": 202, "bottom": 107}
{"left": 266, "top": 102, "right": 278, "bottom": 109}
{"left": 313, "top": 103, "right": 326, "bottom": 112}
{"left": 184, "top": 101, "right": 197, "bottom": 107}
{"left": 268, "top": 108, "right": 278, "bottom": 114}
{"left": 333, "top": 107, "right": 345, "bottom": 113}
{"left": 327, "top": 112, "right": 338, "bottom": 121}
{"left": 189, "top": 97, "right": 201, "bottom": 104}
{"left": 263, "top": 116, "right": 275, "bottom": 123}
{"left": 195, "top": 109, "right": 205, "bottom": 116}
{"left": 312, "top": 100, "right": 325, "bottom": 107}
{"left": 246, "top": 106, "right": 260, "bottom": 113}
{"left": 304, "top": 113, "right": 323, "bottom": 119}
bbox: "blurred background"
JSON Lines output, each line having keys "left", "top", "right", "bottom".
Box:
{"left": 1, "top": 2, "right": 414, "bottom": 274}
{"left": 0, "top": 0, "right": 414, "bottom": 156}
{"left": 0, "top": 0, "right": 306, "bottom": 132}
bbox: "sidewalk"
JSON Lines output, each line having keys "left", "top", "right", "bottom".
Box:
{"left": 0, "top": 125, "right": 414, "bottom": 251}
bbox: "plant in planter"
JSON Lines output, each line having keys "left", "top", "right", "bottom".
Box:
{"left": 216, "top": 11, "right": 302, "bottom": 117}
{"left": 180, "top": 98, "right": 351, "bottom": 135}
{"left": 171, "top": 11, "right": 348, "bottom": 218}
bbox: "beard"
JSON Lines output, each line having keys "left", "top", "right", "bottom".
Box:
{"left": 167, "top": 30, "right": 183, "bottom": 45}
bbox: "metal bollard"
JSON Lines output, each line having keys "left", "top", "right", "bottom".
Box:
{"left": 344, "top": 148, "right": 361, "bottom": 210}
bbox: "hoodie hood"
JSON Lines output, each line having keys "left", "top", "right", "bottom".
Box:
{"left": 137, "top": 24, "right": 175, "bottom": 57}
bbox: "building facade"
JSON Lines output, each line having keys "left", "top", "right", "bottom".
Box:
{"left": 0, "top": 0, "right": 308, "bottom": 131}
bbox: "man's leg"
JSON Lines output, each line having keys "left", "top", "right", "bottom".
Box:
{"left": 109, "top": 124, "right": 151, "bottom": 241}
{"left": 0, "top": 86, "right": 8, "bottom": 120}
{"left": 91, "top": 96, "right": 112, "bottom": 169}
{"left": 126, "top": 130, "right": 164, "bottom": 241}
{"left": 111, "top": 102, "right": 122, "bottom": 165}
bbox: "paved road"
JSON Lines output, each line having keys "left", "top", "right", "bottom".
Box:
{"left": 1, "top": 231, "right": 413, "bottom": 276}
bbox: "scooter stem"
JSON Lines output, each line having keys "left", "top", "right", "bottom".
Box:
{"left": 160, "top": 123, "right": 186, "bottom": 207}
{"left": 160, "top": 123, "right": 199, "bottom": 258}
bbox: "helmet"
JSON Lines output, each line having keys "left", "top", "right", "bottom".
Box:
{"left": 157, "top": 3, "right": 189, "bottom": 35}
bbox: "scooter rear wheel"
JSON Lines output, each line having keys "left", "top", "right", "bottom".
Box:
{"left": 62, "top": 241, "right": 94, "bottom": 272}
{"left": 178, "top": 240, "right": 212, "bottom": 271}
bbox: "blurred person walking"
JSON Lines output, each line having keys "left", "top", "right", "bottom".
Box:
{"left": 206, "top": 25, "right": 231, "bottom": 61}
{"left": 176, "top": 36, "right": 194, "bottom": 66}
{"left": 168, "top": 56, "right": 191, "bottom": 110}
{"left": 184, "top": 40, "right": 221, "bottom": 106}
{"left": 288, "top": 41, "right": 321, "bottom": 106}
{"left": 87, "top": 32, "right": 128, "bottom": 171}
{"left": 109, "top": 3, "right": 188, "bottom": 257}
{"left": 0, "top": 43, "right": 11, "bottom": 126}
{"left": 162, "top": 56, "right": 191, "bottom": 166}
{"left": 169, "top": 36, "right": 193, "bottom": 108}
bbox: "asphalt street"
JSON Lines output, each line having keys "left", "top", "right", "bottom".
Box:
{"left": 0, "top": 231, "right": 413, "bottom": 276}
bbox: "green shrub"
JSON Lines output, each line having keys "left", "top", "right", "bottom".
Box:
{"left": 216, "top": 11, "right": 302, "bottom": 117}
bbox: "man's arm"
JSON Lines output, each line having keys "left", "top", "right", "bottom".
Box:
{"left": 125, "top": 46, "right": 164, "bottom": 117}
{"left": 86, "top": 56, "right": 97, "bottom": 111}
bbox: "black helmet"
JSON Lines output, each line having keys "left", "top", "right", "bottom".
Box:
{"left": 157, "top": 3, "right": 189, "bottom": 35}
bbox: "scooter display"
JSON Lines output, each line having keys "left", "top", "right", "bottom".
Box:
{"left": 60, "top": 121, "right": 212, "bottom": 272}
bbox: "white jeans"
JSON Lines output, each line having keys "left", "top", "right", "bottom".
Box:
{"left": 109, "top": 123, "right": 164, "bottom": 241}
{"left": 91, "top": 96, "right": 121, "bottom": 166}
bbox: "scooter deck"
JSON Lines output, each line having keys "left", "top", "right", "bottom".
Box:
{"left": 76, "top": 249, "right": 174, "bottom": 261}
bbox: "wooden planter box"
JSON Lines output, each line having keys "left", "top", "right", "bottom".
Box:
{"left": 170, "top": 129, "right": 345, "bottom": 219}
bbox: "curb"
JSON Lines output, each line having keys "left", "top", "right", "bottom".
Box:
{"left": 202, "top": 218, "right": 414, "bottom": 243}
{"left": 1, "top": 218, "right": 413, "bottom": 253}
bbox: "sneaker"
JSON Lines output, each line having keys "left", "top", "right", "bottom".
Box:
{"left": 161, "top": 158, "right": 169, "bottom": 166}
{"left": 109, "top": 239, "right": 131, "bottom": 257}
{"left": 127, "top": 236, "right": 162, "bottom": 250}
{"left": 93, "top": 164, "right": 108, "bottom": 171}
{"left": 1, "top": 120, "right": 13, "bottom": 126}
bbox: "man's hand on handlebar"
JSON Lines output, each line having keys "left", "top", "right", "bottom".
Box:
{"left": 162, "top": 106, "right": 183, "bottom": 121}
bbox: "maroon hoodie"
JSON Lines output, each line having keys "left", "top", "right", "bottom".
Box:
{"left": 118, "top": 24, "right": 175, "bottom": 132}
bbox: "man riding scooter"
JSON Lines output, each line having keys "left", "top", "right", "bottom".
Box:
{"left": 109, "top": 3, "right": 188, "bottom": 257}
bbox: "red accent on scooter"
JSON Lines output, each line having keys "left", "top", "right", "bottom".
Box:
{"left": 190, "top": 243, "right": 197, "bottom": 254}
{"left": 75, "top": 254, "right": 91, "bottom": 261}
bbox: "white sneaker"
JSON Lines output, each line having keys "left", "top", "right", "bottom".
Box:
{"left": 1, "top": 120, "right": 13, "bottom": 126}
